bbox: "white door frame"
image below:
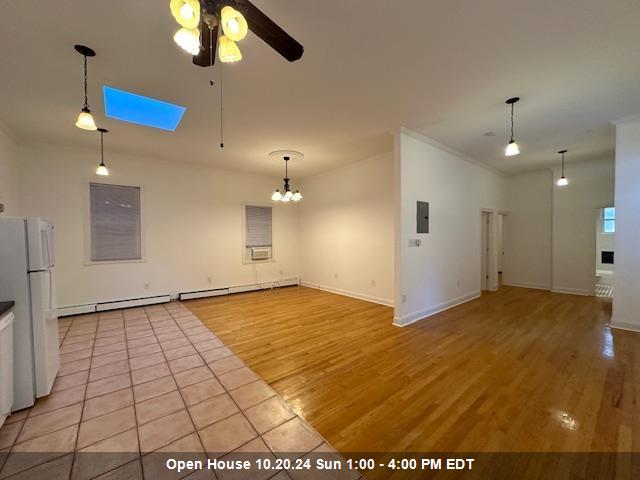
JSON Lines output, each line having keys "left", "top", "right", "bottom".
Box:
{"left": 480, "top": 209, "right": 502, "bottom": 292}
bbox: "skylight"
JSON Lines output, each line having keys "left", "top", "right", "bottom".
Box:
{"left": 103, "top": 86, "right": 186, "bottom": 131}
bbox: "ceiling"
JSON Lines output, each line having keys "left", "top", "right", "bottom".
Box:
{"left": 1, "top": 0, "right": 639, "bottom": 177}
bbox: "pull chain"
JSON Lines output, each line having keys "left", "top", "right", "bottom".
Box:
{"left": 219, "top": 63, "right": 224, "bottom": 148}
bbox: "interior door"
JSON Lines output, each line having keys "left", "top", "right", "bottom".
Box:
{"left": 29, "top": 269, "right": 59, "bottom": 397}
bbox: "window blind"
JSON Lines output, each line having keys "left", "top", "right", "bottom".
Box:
{"left": 245, "top": 205, "right": 272, "bottom": 248}
{"left": 90, "top": 183, "right": 142, "bottom": 262}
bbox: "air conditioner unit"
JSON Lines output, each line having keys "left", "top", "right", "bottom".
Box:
{"left": 251, "top": 248, "right": 271, "bottom": 260}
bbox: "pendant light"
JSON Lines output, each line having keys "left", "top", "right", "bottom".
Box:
{"left": 505, "top": 97, "right": 520, "bottom": 156}
{"left": 74, "top": 45, "right": 97, "bottom": 131}
{"left": 270, "top": 151, "right": 303, "bottom": 203}
{"left": 96, "top": 128, "right": 109, "bottom": 176}
{"left": 556, "top": 150, "right": 569, "bottom": 186}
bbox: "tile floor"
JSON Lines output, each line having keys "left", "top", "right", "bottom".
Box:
{"left": 0, "top": 303, "right": 360, "bottom": 480}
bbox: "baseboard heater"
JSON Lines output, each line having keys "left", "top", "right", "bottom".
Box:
{"left": 58, "top": 294, "right": 171, "bottom": 317}
{"left": 179, "top": 278, "right": 299, "bottom": 301}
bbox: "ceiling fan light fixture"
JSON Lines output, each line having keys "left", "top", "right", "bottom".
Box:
{"left": 174, "top": 27, "right": 201, "bottom": 55}
{"left": 170, "top": 0, "right": 200, "bottom": 29}
{"left": 220, "top": 6, "right": 248, "bottom": 42}
{"left": 218, "top": 35, "right": 242, "bottom": 63}
{"left": 76, "top": 108, "right": 97, "bottom": 131}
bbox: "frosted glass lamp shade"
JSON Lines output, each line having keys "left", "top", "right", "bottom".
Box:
{"left": 76, "top": 109, "right": 97, "bottom": 130}
{"left": 505, "top": 140, "right": 520, "bottom": 157}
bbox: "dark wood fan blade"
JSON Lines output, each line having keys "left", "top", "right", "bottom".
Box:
{"left": 193, "top": 20, "right": 218, "bottom": 67}
{"left": 235, "top": 0, "right": 303, "bottom": 62}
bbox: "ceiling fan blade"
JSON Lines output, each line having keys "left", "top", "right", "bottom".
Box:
{"left": 235, "top": 0, "right": 304, "bottom": 62}
{"left": 193, "top": 20, "right": 218, "bottom": 67}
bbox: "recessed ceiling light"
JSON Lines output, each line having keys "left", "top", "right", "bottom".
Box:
{"left": 484, "top": 131, "right": 496, "bottom": 137}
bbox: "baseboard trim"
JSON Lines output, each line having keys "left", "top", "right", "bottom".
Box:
{"left": 96, "top": 295, "right": 171, "bottom": 312}
{"left": 503, "top": 282, "right": 551, "bottom": 291}
{"left": 393, "top": 291, "right": 481, "bottom": 327}
{"left": 300, "top": 282, "right": 394, "bottom": 307}
{"left": 610, "top": 319, "right": 640, "bottom": 334}
{"left": 551, "top": 287, "right": 593, "bottom": 296}
{"left": 57, "top": 304, "right": 97, "bottom": 316}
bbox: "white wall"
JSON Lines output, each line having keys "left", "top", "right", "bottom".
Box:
{"left": 551, "top": 158, "right": 614, "bottom": 295}
{"left": 18, "top": 142, "right": 301, "bottom": 308}
{"left": 395, "top": 129, "right": 506, "bottom": 325}
{"left": 0, "top": 123, "right": 20, "bottom": 216}
{"left": 298, "top": 152, "right": 394, "bottom": 306}
{"left": 611, "top": 116, "right": 640, "bottom": 332}
{"left": 503, "top": 170, "right": 553, "bottom": 290}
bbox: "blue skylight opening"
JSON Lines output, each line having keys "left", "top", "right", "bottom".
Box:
{"left": 103, "top": 86, "right": 186, "bottom": 131}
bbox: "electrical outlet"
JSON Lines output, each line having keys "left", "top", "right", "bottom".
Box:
{"left": 144, "top": 283, "right": 150, "bottom": 290}
{"left": 402, "top": 294, "right": 407, "bottom": 303}
{"left": 334, "top": 273, "right": 338, "bottom": 279}
{"left": 279, "top": 270, "right": 284, "bottom": 275}
{"left": 207, "top": 276, "right": 212, "bottom": 284}
{"left": 371, "top": 279, "right": 376, "bottom": 287}
{"left": 456, "top": 280, "right": 461, "bottom": 288}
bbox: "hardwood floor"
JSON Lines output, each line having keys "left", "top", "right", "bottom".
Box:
{"left": 185, "top": 285, "right": 639, "bottom": 455}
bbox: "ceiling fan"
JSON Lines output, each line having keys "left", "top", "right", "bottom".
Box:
{"left": 170, "top": 0, "right": 304, "bottom": 67}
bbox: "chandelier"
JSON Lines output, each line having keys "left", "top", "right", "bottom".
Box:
{"left": 270, "top": 151, "right": 303, "bottom": 203}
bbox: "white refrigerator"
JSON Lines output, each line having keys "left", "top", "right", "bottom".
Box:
{"left": 0, "top": 217, "right": 60, "bottom": 410}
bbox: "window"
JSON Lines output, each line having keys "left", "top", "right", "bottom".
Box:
{"left": 603, "top": 207, "right": 615, "bottom": 234}
{"left": 245, "top": 205, "right": 272, "bottom": 261}
{"left": 90, "top": 183, "right": 142, "bottom": 262}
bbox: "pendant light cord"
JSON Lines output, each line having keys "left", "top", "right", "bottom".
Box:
{"left": 83, "top": 55, "right": 89, "bottom": 109}
{"left": 100, "top": 130, "right": 104, "bottom": 164}
{"left": 509, "top": 102, "right": 515, "bottom": 142}
{"left": 561, "top": 152, "right": 565, "bottom": 177}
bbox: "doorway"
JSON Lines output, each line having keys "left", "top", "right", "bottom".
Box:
{"left": 481, "top": 212, "right": 490, "bottom": 291}
{"left": 497, "top": 213, "right": 506, "bottom": 288}
{"left": 595, "top": 206, "right": 615, "bottom": 299}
